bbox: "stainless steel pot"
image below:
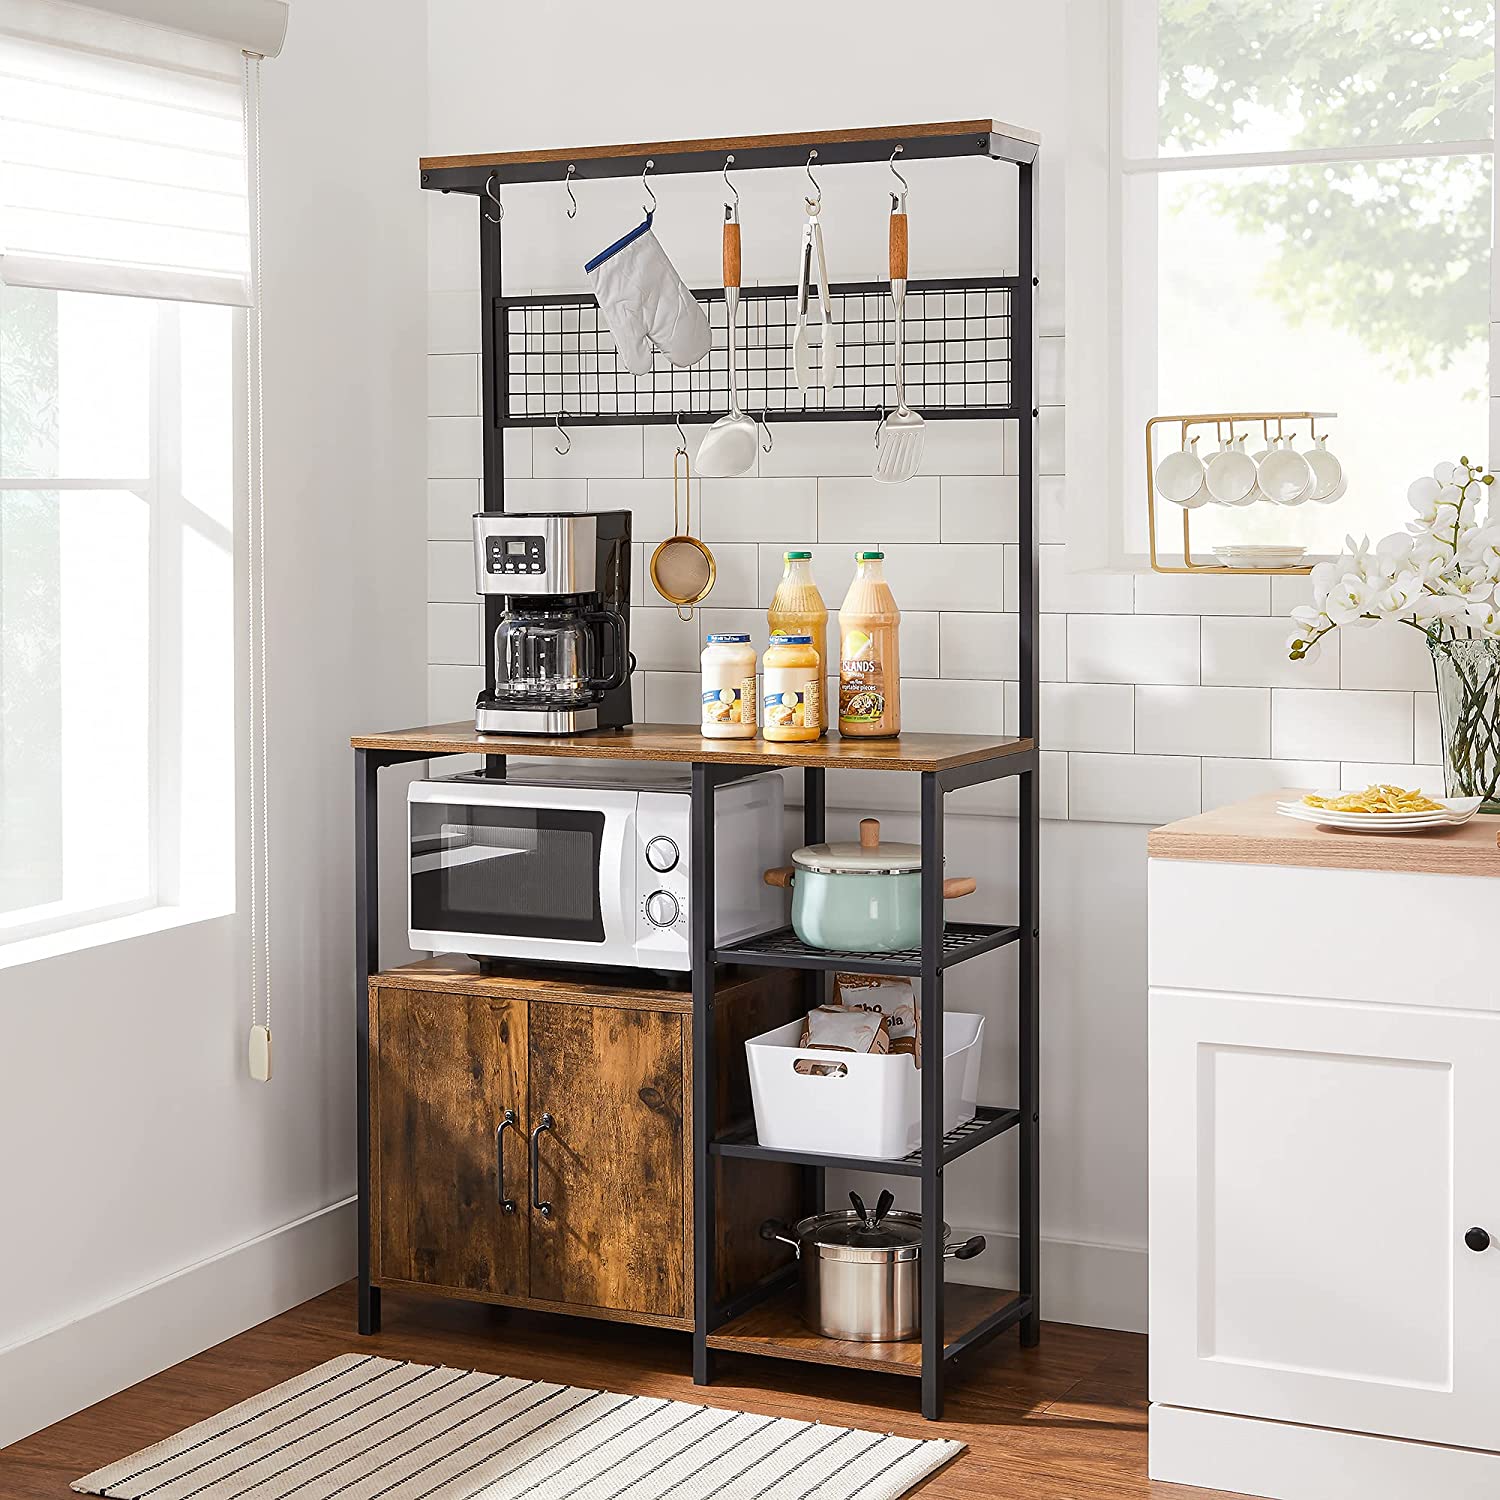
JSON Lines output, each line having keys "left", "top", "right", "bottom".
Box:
{"left": 760, "top": 1191, "right": 986, "bottom": 1342}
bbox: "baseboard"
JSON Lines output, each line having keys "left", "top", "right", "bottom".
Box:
{"left": 1150, "top": 1404, "right": 1500, "bottom": 1500}
{"left": 948, "top": 1226, "right": 1146, "bottom": 1334}
{"left": 0, "top": 1196, "right": 356, "bottom": 1448}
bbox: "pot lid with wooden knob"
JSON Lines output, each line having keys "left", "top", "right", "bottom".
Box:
{"left": 791, "top": 817, "right": 925, "bottom": 875}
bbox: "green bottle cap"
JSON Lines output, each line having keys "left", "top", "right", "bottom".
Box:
{"left": 856, "top": 550, "right": 885, "bottom": 560}
{"left": 784, "top": 550, "right": 812, "bottom": 560}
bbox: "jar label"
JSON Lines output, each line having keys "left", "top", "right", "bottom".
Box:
{"left": 840, "top": 628, "right": 886, "bottom": 723}
{"left": 763, "top": 677, "right": 819, "bottom": 731}
{"left": 702, "top": 680, "right": 755, "bottom": 727}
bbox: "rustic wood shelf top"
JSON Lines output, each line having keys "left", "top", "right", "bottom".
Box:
{"left": 420, "top": 120, "right": 1039, "bottom": 188}
{"left": 351, "top": 721, "right": 1032, "bottom": 774}
{"left": 369, "top": 955, "right": 777, "bottom": 1015}
{"left": 1149, "top": 789, "right": 1500, "bottom": 879}
{"left": 706, "top": 1283, "right": 1020, "bottom": 1376}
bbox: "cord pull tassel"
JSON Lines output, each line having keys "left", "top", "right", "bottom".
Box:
{"left": 248, "top": 1024, "right": 272, "bottom": 1083}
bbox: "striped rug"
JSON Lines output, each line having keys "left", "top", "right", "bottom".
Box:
{"left": 73, "top": 1353, "right": 963, "bottom": 1500}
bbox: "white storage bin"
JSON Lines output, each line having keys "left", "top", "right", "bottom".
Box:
{"left": 745, "top": 1012, "right": 985, "bottom": 1160}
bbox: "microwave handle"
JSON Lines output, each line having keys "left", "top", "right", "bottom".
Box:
{"left": 585, "top": 608, "right": 628, "bottom": 694}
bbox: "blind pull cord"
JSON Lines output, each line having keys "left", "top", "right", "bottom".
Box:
{"left": 242, "top": 50, "right": 273, "bottom": 1083}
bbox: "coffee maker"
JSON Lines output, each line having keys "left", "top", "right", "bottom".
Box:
{"left": 472, "top": 511, "right": 633, "bottom": 734}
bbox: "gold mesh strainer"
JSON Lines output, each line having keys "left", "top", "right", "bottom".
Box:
{"left": 650, "top": 447, "right": 716, "bottom": 621}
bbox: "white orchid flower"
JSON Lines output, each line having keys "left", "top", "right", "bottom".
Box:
{"left": 1326, "top": 572, "right": 1379, "bottom": 626}
{"left": 1465, "top": 600, "right": 1500, "bottom": 636}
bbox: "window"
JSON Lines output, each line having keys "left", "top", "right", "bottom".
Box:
{"left": 0, "top": 285, "right": 236, "bottom": 944}
{"left": 1088, "top": 0, "right": 1496, "bottom": 567}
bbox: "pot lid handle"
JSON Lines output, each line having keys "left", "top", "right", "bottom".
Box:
{"left": 859, "top": 818, "right": 880, "bottom": 851}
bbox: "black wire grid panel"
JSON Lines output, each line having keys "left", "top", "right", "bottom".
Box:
{"left": 497, "top": 277, "right": 1016, "bottom": 424}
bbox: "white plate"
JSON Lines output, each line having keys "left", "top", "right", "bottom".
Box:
{"left": 1277, "top": 793, "right": 1481, "bottom": 831}
{"left": 1276, "top": 802, "right": 1463, "bottom": 825}
{"left": 1212, "top": 545, "right": 1307, "bottom": 571}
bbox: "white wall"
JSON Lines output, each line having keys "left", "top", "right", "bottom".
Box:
{"left": 0, "top": 0, "right": 428, "bottom": 1444}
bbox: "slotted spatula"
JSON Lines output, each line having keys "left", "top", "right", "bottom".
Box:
{"left": 874, "top": 192, "right": 924, "bottom": 483}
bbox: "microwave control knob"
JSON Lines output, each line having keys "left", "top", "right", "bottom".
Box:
{"left": 645, "top": 836, "right": 680, "bottom": 873}
{"left": 644, "top": 890, "right": 680, "bottom": 928}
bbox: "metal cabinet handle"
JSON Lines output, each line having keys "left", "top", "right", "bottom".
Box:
{"left": 529, "top": 1113, "right": 554, "bottom": 1217}
{"left": 495, "top": 1109, "right": 518, "bottom": 1215}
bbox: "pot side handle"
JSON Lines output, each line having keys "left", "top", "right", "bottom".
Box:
{"left": 944, "top": 1234, "right": 987, "bottom": 1261}
{"left": 763, "top": 866, "right": 796, "bottom": 889}
{"left": 942, "top": 876, "right": 978, "bottom": 899}
{"left": 759, "top": 1219, "right": 801, "bottom": 1258}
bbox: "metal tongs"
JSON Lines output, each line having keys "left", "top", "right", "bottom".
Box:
{"left": 792, "top": 156, "right": 837, "bottom": 395}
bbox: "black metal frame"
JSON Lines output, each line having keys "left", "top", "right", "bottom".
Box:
{"left": 351, "top": 124, "right": 1041, "bottom": 1422}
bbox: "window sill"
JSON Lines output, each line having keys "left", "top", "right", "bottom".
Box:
{"left": 0, "top": 901, "right": 233, "bottom": 972}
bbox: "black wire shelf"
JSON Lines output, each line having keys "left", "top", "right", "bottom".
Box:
{"left": 711, "top": 1105, "right": 1021, "bottom": 1177}
{"left": 497, "top": 275, "right": 1018, "bottom": 427}
{"left": 714, "top": 922, "right": 1020, "bottom": 976}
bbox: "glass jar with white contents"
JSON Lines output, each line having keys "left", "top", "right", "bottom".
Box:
{"left": 700, "top": 633, "right": 758, "bottom": 738}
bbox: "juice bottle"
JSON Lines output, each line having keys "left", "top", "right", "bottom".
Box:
{"left": 838, "top": 550, "right": 901, "bottom": 738}
{"left": 761, "top": 635, "right": 821, "bottom": 742}
{"left": 767, "top": 551, "right": 829, "bottom": 735}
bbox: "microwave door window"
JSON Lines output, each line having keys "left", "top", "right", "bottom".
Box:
{"left": 411, "top": 804, "right": 606, "bottom": 942}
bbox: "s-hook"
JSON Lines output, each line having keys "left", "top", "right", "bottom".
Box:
{"left": 888, "top": 145, "right": 908, "bottom": 213}
{"left": 804, "top": 149, "right": 822, "bottom": 212}
{"left": 483, "top": 171, "right": 503, "bottom": 224}
{"left": 553, "top": 412, "right": 570, "bottom": 457}
{"left": 563, "top": 163, "right": 578, "bottom": 219}
{"left": 758, "top": 412, "right": 774, "bottom": 454}
{"left": 674, "top": 413, "right": 688, "bottom": 456}
{"left": 641, "top": 158, "right": 657, "bottom": 216}
{"left": 722, "top": 154, "right": 739, "bottom": 217}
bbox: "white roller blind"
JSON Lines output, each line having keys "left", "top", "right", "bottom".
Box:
{"left": 0, "top": 1, "right": 254, "bottom": 305}
{"left": 76, "top": 1, "right": 289, "bottom": 58}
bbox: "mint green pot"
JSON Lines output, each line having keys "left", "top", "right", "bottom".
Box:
{"left": 763, "top": 818, "right": 976, "bottom": 954}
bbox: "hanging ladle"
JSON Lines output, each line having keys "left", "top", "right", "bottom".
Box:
{"left": 696, "top": 156, "right": 756, "bottom": 477}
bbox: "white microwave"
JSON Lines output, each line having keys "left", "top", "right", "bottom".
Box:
{"left": 407, "top": 766, "right": 786, "bottom": 972}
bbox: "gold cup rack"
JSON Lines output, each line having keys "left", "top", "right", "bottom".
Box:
{"left": 1146, "top": 410, "right": 1338, "bottom": 575}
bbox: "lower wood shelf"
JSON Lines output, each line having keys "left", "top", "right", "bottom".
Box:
{"left": 705, "top": 1283, "right": 1023, "bottom": 1377}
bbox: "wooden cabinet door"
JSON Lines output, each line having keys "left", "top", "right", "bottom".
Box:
{"left": 1151, "top": 986, "right": 1500, "bottom": 1450}
{"left": 372, "top": 987, "right": 529, "bottom": 1299}
{"left": 527, "top": 1001, "right": 686, "bottom": 1318}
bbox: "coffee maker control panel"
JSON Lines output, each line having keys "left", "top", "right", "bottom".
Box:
{"left": 484, "top": 534, "right": 546, "bottom": 576}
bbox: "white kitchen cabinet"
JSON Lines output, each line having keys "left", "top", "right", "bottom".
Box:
{"left": 1147, "top": 792, "right": 1500, "bottom": 1500}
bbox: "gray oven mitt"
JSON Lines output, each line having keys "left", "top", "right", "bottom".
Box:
{"left": 586, "top": 214, "right": 710, "bottom": 376}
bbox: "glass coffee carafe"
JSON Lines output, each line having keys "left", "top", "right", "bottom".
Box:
{"left": 493, "top": 603, "right": 627, "bottom": 710}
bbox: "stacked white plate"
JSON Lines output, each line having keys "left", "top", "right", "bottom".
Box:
{"left": 1277, "top": 792, "right": 1482, "bottom": 833}
{"left": 1212, "top": 545, "right": 1307, "bottom": 571}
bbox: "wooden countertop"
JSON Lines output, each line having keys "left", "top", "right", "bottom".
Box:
{"left": 351, "top": 721, "right": 1032, "bottom": 775}
{"left": 1149, "top": 789, "right": 1500, "bottom": 879}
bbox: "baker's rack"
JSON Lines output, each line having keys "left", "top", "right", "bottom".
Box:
{"left": 384, "top": 119, "right": 1043, "bottom": 1425}
{"left": 1146, "top": 409, "right": 1339, "bottom": 575}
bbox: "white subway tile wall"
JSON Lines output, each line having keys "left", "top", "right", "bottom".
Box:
{"left": 426, "top": 255, "right": 1446, "bottom": 825}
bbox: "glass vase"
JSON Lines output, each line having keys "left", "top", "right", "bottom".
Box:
{"left": 1429, "top": 636, "right": 1500, "bottom": 812}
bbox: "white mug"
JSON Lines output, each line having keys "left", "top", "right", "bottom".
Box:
{"left": 1156, "top": 435, "right": 1208, "bottom": 508}
{"left": 1256, "top": 435, "right": 1314, "bottom": 506}
{"left": 1303, "top": 434, "right": 1344, "bottom": 503}
{"left": 1204, "top": 431, "right": 1258, "bottom": 506}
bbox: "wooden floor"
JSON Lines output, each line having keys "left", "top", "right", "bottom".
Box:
{"left": 0, "top": 1282, "right": 1235, "bottom": 1499}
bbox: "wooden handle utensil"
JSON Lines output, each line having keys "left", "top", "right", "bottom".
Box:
{"left": 723, "top": 216, "right": 741, "bottom": 289}
{"left": 889, "top": 210, "right": 908, "bottom": 281}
